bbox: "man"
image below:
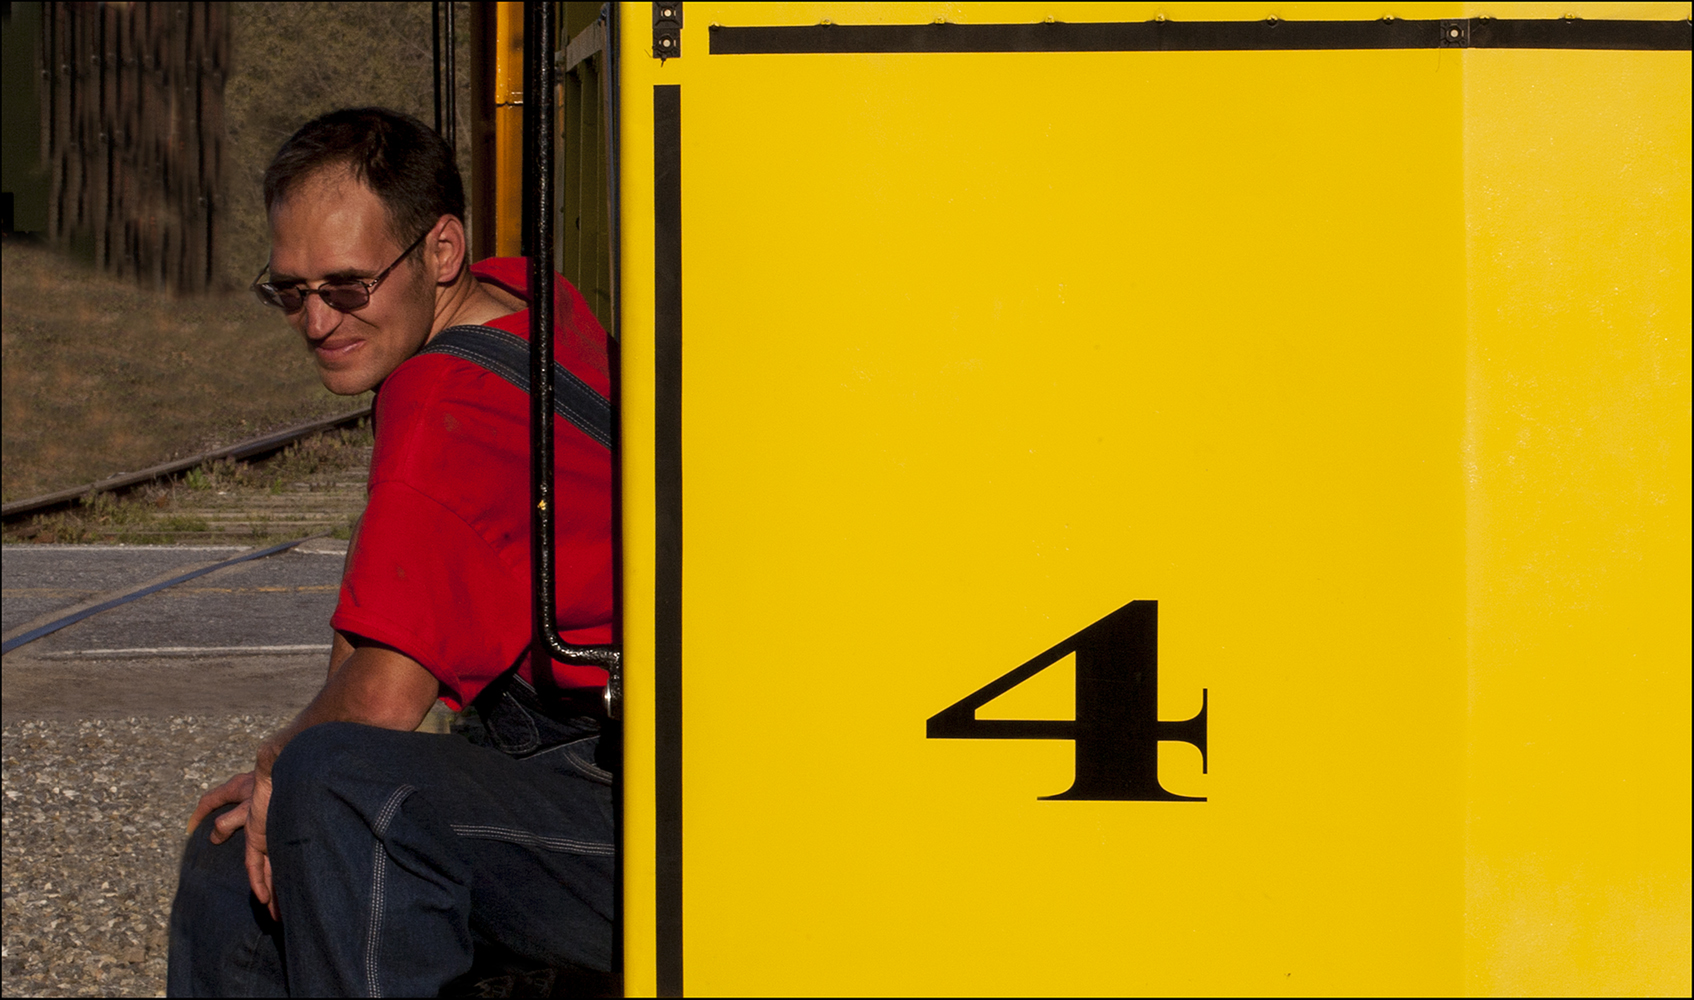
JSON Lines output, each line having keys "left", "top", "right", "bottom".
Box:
{"left": 167, "top": 108, "right": 615, "bottom": 997}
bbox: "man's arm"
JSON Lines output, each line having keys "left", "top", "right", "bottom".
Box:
{"left": 250, "top": 640, "right": 442, "bottom": 918}
{"left": 187, "top": 638, "right": 442, "bottom": 918}
{"left": 260, "top": 639, "right": 442, "bottom": 774}
{"left": 326, "top": 628, "right": 356, "bottom": 681}
{"left": 187, "top": 632, "right": 429, "bottom": 834}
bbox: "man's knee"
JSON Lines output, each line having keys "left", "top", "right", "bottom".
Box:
{"left": 174, "top": 805, "right": 266, "bottom": 935}
{"left": 269, "top": 722, "right": 416, "bottom": 840}
{"left": 178, "top": 803, "right": 248, "bottom": 894}
{"left": 270, "top": 721, "right": 379, "bottom": 802}
{"left": 170, "top": 806, "right": 286, "bottom": 996}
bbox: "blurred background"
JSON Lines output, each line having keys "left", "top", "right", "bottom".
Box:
{"left": 1, "top": 1, "right": 473, "bottom": 515}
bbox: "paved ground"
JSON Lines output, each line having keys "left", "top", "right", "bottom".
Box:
{"left": 1, "top": 540, "right": 359, "bottom": 996}
{"left": 4, "top": 542, "right": 343, "bottom": 658}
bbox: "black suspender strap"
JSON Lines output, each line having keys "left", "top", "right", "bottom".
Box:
{"left": 418, "top": 324, "right": 614, "bottom": 450}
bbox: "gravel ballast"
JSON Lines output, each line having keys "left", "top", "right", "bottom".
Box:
{"left": 2, "top": 712, "right": 288, "bottom": 998}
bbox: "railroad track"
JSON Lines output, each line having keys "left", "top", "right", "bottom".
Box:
{"left": 93, "top": 478, "right": 372, "bottom": 544}
{"left": 2, "top": 411, "right": 373, "bottom": 545}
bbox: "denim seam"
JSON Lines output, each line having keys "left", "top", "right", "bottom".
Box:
{"left": 449, "top": 823, "right": 614, "bottom": 856}
{"left": 365, "top": 784, "right": 416, "bottom": 998}
{"left": 564, "top": 748, "right": 615, "bottom": 783}
{"left": 365, "top": 841, "right": 385, "bottom": 998}
{"left": 492, "top": 691, "right": 542, "bottom": 755}
{"left": 527, "top": 736, "right": 614, "bottom": 783}
{"left": 525, "top": 734, "right": 600, "bottom": 758}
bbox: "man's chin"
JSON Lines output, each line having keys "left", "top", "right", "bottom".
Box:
{"left": 318, "top": 365, "right": 381, "bottom": 396}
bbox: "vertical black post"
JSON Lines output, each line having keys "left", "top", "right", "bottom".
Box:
{"left": 526, "top": 0, "right": 558, "bottom": 698}
{"left": 443, "top": 0, "right": 456, "bottom": 154}
{"left": 653, "top": 82, "right": 683, "bottom": 999}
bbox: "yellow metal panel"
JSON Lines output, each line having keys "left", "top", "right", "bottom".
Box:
{"left": 1460, "top": 44, "right": 1693, "bottom": 997}
{"left": 684, "top": 46, "right": 1464, "bottom": 1000}
{"left": 614, "top": 2, "right": 1693, "bottom": 994}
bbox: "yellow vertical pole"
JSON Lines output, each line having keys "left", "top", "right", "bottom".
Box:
{"left": 491, "top": 0, "right": 524, "bottom": 258}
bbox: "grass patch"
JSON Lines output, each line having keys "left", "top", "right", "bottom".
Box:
{"left": 0, "top": 237, "right": 372, "bottom": 501}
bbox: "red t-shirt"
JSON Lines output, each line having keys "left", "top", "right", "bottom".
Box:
{"left": 331, "top": 258, "right": 612, "bottom": 710}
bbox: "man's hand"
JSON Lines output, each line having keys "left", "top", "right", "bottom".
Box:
{"left": 246, "top": 741, "right": 283, "bottom": 921}
{"left": 186, "top": 640, "right": 441, "bottom": 922}
{"left": 184, "top": 767, "right": 278, "bottom": 918}
{"left": 187, "top": 771, "right": 256, "bottom": 844}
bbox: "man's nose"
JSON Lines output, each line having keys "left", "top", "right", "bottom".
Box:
{"left": 302, "top": 295, "right": 342, "bottom": 338}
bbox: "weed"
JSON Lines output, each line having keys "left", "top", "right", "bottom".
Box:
{"left": 4, "top": 423, "right": 372, "bottom": 545}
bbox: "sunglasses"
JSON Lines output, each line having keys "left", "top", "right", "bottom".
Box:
{"left": 251, "top": 226, "right": 433, "bottom": 312}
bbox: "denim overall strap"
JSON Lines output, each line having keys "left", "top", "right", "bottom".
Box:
{"left": 418, "top": 324, "right": 614, "bottom": 449}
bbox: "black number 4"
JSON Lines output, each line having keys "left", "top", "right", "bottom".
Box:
{"left": 926, "top": 601, "right": 1208, "bottom": 801}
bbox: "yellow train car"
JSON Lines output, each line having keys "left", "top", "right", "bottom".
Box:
{"left": 480, "top": 3, "right": 1691, "bottom": 994}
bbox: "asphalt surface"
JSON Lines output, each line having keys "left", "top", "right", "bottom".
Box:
{"left": 2, "top": 542, "right": 346, "bottom": 723}
{"left": 3, "top": 542, "right": 345, "bottom": 650}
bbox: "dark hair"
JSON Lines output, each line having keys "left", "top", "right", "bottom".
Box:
{"left": 263, "top": 107, "right": 463, "bottom": 255}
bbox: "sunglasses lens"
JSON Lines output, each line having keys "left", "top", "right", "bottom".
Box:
{"left": 322, "top": 283, "right": 370, "bottom": 312}
{"left": 255, "top": 284, "right": 304, "bottom": 311}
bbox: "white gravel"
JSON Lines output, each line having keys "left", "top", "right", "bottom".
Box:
{"left": 2, "top": 713, "right": 288, "bottom": 997}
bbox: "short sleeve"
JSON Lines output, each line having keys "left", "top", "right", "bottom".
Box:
{"left": 331, "top": 480, "right": 528, "bottom": 709}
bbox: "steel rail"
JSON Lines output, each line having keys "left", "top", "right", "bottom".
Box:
{"left": 0, "top": 533, "right": 324, "bottom": 656}
{"left": 1, "top": 406, "right": 373, "bottom": 522}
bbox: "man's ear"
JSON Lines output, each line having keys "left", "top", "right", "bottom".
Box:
{"left": 428, "top": 214, "right": 469, "bottom": 285}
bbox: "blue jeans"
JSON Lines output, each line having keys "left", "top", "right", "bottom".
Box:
{"left": 167, "top": 683, "right": 615, "bottom": 997}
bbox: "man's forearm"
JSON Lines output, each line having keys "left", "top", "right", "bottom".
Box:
{"left": 259, "top": 644, "right": 441, "bottom": 778}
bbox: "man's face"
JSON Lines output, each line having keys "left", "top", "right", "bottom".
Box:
{"left": 267, "top": 169, "right": 436, "bottom": 395}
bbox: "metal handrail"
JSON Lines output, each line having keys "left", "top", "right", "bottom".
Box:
{"left": 525, "top": 0, "right": 622, "bottom": 716}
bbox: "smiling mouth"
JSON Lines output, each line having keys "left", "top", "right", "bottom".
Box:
{"left": 314, "top": 339, "right": 364, "bottom": 363}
